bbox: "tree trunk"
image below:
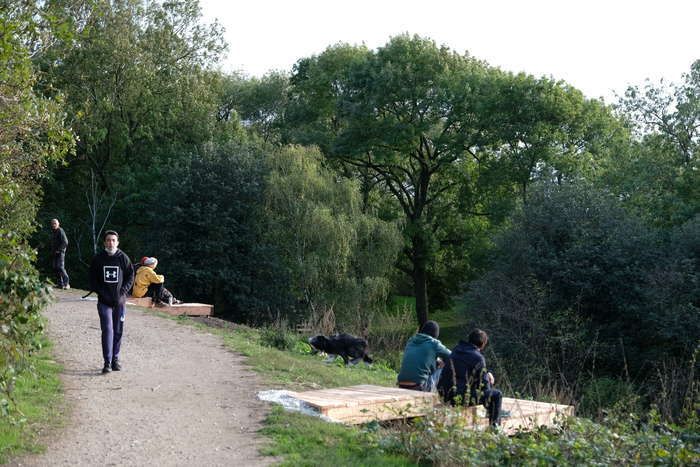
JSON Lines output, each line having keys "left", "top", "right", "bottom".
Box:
{"left": 411, "top": 230, "right": 429, "bottom": 326}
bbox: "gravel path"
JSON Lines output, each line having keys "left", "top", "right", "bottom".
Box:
{"left": 13, "top": 290, "right": 274, "bottom": 466}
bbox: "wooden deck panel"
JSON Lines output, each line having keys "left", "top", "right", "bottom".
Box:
{"left": 291, "top": 384, "right": 574, "bottom": 430}
{"left": 292, "top": 385, "right": 438, "bottom": 423}
{"left": 126, "top": 296, "right": 213, "bottom": 316}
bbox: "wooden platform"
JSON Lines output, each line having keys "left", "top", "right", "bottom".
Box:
{"left": 291, "top": 384, "right": 573, "bottom": 431}
{"left": 292, "top": 384, "right": 438, "bottom": 424}
{"left": 126, "top": 296, "right": 213, "bottom": 316}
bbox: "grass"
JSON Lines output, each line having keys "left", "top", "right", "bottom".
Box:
{"left": 181, "top": 320, "right": 417, "bottom": 465}
{"left": 0, "top": 339, "right": 65, "bottom": 464}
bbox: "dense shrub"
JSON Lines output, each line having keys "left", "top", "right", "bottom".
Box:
{"left": 464, "top": 183, "right": 699, "bottom": 419}
{"left": 380, "top": 407, "right": 699, "bottom": 466}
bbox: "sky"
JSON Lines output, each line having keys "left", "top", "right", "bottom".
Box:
{"left": 197, "top": 0, "right": 698, "bottom": 103}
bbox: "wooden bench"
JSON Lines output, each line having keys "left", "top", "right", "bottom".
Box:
{"left": 290, "top": 384, "right": 574, "bottom": 432}
{"left": 126, "top": 296, "right": 213, "bottom": 317}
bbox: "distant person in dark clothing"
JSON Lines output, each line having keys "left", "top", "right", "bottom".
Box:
{"left": 89, "top": 230, "right": 134, "bottom": 374}
{"left": 437, "top": 328, "right": 503, "bottom": 427}
{"left": 50, "top": 218, "right": 70, "bottom": 289}
{"left": 397, "top": 320, "right": 451, "bottom": 392}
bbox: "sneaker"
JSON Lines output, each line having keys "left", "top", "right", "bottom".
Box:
{"left": 102, "top": 363, "right": 111, "bottom": 374}
{"left": 63, "top": 284, "right": 70, "bottom": 290}
{"left": 111, "top": 359, "right": 121, "bottom": 371}
{"left": 173, "top": 298, "right": 182, "bottom": 305}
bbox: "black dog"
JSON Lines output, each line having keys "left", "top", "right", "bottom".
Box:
{"left": 308, "top": 333, "right": 373, "bottom": 365}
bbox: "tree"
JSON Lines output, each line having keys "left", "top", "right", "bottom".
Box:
{"left": 144, "top": 141, "right": 287, "bottom": 323}
{"left": 0, "top": 0, "right": 73, "bottom": 417}
{"left": 218, "top": 71, "right": 289, "bottom": 143}
{"left": 606, "top": 60, "right": 700, "bottom": 226}
{"left": 34, "top": 0, "right": 229, "bottom": 282}
{"left": 286, "top": 35, "right": 617, "bottom": 325}
{"left": 263, "top": 145, "right": 402, "bottom": 330}
{"left": 465, "top": 182, "right": 699, "bottom": 414}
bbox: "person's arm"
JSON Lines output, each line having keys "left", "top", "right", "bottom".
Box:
{"left": 59, "top": 229, "right": 68, "bottom": 250}
{"left": 121, "top": 257, "right": 135, "bottom": 297}
{"left": 434, "top": 340, "right": 452, "bottom": 360}
{"left": 88, "top": 257, "right": 98, "bottom": 292}
{"left": 144, "top": 268, "right": 164, "bottom": 284}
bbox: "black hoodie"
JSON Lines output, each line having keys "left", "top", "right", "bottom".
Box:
{"left": 89, "top": 249, "right": 134, "bottom": 307}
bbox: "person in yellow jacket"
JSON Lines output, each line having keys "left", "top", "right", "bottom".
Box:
{"left": 132, "top": 257, "right": 181, "bottom": 306}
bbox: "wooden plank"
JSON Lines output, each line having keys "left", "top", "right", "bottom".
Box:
{"left": 289, "top": 384, "right": 574, "bottom": 429}
{"left": 126, "top": 297, "right": 213, "bottom": 316}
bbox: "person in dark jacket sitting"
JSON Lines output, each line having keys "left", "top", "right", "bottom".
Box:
{"left": 396, "top": 320, "right": 451, "bottom": 392}
{"left": 437, "top": 328, "right": 503, "bottom": 427}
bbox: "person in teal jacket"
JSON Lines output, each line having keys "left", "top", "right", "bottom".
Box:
{"left": 397, "top": 320, "right": 451, "bottom": 392}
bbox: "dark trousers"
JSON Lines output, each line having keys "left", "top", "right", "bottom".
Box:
{"left": 480, "top": 388, "right": 503, "bottom": 426}
{"left": 147, "top": 283, "right": 173, "bottom": 304}
{"left": 97, "top": 302, "right": 125, "bottom": 365}
{"left": 52, "top": 252, "right": 69, "bottom": 287}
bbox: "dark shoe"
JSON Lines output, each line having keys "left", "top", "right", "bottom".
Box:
{"left": 111, "top": 359, "right": 121, "bottom": 371}
{"left": 102, "top": 363, "right": 111, "bottom": 374}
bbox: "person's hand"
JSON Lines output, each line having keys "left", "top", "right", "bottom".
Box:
{"left": 437, "top": 358, "right": 445, "bottom": 368}
{"left": 486, "top": 371, "right": 495, "bottom": 385}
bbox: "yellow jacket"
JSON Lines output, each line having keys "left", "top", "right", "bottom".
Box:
{"left": 132, "top": 266, "right": 164, "bottom": 298}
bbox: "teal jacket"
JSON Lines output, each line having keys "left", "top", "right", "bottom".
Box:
{"left": 397, "top": 333, "right": 451, "bottom": 385}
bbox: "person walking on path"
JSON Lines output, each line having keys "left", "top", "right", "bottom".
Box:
{"left": 88, "top": 230, "right": 134, "bottom": 374}
{"left": 50, "top": 218, "right": 70, "bottom": 289}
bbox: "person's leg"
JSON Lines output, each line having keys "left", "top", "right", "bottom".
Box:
{"left": 422, "top": 367, "right": 444, "bottom": 392}
{"left": 111, "top": 302, "right": 125, "bottom": 368}
{"left": 147, "top": 283, "right": 164, "bottom": 303}
{"left": 53, "top": 252, "right": 68, "bottom": 288}
{"left": 97, "top": 303, "right": 114, "bottom": 371}
{"left": 481, "top": 388, "right": 503, "bottom": 426}
{"left": 57, "top": 252, "right": 69, "bottom": 288}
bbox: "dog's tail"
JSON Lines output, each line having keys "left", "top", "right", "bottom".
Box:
{"left": 363, "top": 354, "right": 374, "bottom": 364}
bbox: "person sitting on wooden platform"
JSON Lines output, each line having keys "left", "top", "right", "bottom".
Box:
{"left": 396, "top": 320, "right": 451, "bottom": 392}
{"left": 437, "top": 328, "right": 504, "bottom": 427}
{"left": 131, "top": 257, "right": 182, "bottom": 306}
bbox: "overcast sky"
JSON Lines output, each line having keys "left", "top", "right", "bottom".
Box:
{"left": 198, "top": 0, "right": 698, "bottom": 103}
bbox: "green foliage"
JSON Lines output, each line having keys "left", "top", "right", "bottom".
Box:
{"left": 259, "top": 323, "right": 300, "bottom": 351}
{"left": 263, "top": 145, "right": 402, "bottom": 328}
{"left": 465, "top": 182, "right": 700, "bottom": 418}
{"left": 35, "top": 0, "right": 230, "bottom": 272}
{"left": 261, "top": 406, "right": 413, "bottom": 467}
{"left": 607, "top": 60, "right": 700, "bottom": 227}
{"left": 0, "top": 0, "right": 72, "bottom": 419}
{"left": 285, "top": 34, "right": 622, "bottom": 325}
{"left": 380, "top": 408, "right": 699, "bottom": 466}
{"left": 145, "top": 141, "right": 290, "bottom": 323}
{"left": 0, "top": 339, "right": 63, "bottom": 463}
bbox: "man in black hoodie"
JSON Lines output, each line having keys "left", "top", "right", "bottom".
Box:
{"left": 437, "top": 328, "right": 503, "bottom": 427}
{"left": 89, "top": 230, "right": 134, "bottom": 374}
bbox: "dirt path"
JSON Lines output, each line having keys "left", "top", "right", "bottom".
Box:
{"left": 13, "top": 290, "right": 274, "bottom": 466}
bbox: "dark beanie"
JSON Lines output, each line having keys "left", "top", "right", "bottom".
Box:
{"left": 420, "top": 320, "right": 440, "bottom": 338}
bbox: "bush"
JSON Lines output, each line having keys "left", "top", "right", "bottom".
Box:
{"left": 259, "top": 323, "right": 300, "bottom": 351}
{"left": 379, "top": 407, "right": 700, "bottom": 466}
{"left": 0, "top": 254, "right": 51, "bottom": 419}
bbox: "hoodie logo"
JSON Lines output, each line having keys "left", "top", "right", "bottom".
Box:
{"left": 104, "top": 266, "right": 119, "bottom": 283}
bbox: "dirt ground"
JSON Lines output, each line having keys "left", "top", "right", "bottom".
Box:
{"left": 11, "top": 289, "right": 274, "bottom": 466}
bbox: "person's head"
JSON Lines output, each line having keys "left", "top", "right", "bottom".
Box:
{"left": 467, "top": 328, "right": 489, "bottom": 350}
{"left": 420, "top": 320, "right": 440, "bottom": 339}
{"left": 140, "top": 256, "right": 149, "bottom": 265}
{"left": 50, "top": 219, "right": 59, "bottom": 230}
{"left": 143, "top": 257, "right": 158, "bottom": 268}
{"left": 103, "top": 230, "right": 119, "bottom": 253}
